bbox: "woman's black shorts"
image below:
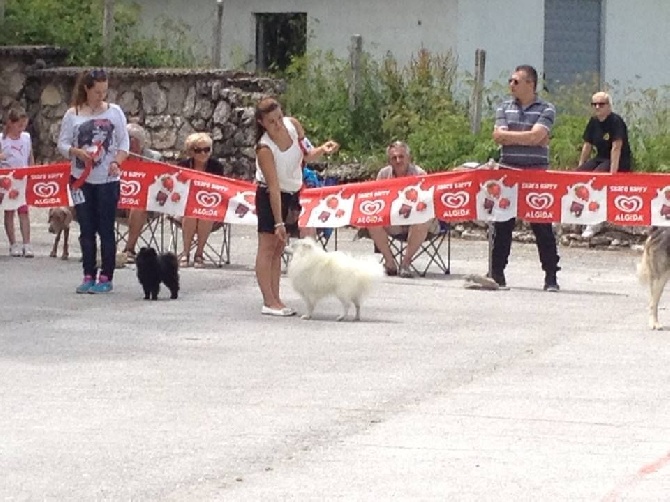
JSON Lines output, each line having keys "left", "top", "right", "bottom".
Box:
{"left": 255, "top": 185, "right": 300, "bottom": 234}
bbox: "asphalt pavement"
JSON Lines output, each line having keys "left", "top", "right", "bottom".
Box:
{"left": 1, "top": 209, "right": 668, "bottom": 501}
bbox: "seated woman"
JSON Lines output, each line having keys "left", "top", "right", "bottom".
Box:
{"left": 177, "top": 132, "right": 225, "bottom": 268}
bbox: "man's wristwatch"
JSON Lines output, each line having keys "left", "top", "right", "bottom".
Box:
{"left": 274, "top": 222, "right": 285, "bottom": 228}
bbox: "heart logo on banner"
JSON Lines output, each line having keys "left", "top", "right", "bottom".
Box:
{"left": 526, "top": 192, "right": 554, "bottom": 210}
{"left": 440, "top": 191, "right": 469, "bottom": 209}
{"left": 359, "top": 199, "right": 385, "bottom": 215}
{"left": 614, "top": 195, "right": 643, "bottom": 213}
{"left": 33, "top": 182, "right": 58, "bottom": 198}
{"left": 120, "top": 180, "right": 141, "bottom": 197}
{"left": 196, "top": 191, "right": 222, "bottom": 208}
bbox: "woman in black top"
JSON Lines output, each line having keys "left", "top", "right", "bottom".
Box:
{"left": 177, "top": 132, "right": 225, "bottom": 268}
{"left": 577, "top": 91, "right": 632, "bottom": 173}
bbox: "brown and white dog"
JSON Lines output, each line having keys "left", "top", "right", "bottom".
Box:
{"left": 638, "top": 227, "right": 670, "bottom": 329}
{"left": 47, "top": 207, "right": 74, "bottom": 259}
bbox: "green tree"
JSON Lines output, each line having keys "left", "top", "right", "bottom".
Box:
{"left": 0, "top": 0, "right": 199, "bottom": 67}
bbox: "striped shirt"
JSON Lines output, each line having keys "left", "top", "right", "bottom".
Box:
{"left": 495, "top": 96, "right": 555, "bottom": 169}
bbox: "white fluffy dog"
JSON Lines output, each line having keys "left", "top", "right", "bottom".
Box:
{"left": 286, "top": 238, "right": 384, "bottom": 321}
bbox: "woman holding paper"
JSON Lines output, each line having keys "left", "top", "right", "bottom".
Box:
{"left": 57, "top": 69, "right": 129, "bottom": 294}
{"left": 253, "top": 97, "right": 339, "bottom": 316}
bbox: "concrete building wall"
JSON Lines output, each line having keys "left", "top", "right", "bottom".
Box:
{"left": 135, "top": 0, "right": 670, "bottom": 91}
{"left": 601, "top": 0, "right": 670, "bottom": 90}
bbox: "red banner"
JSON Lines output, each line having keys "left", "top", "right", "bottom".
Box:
{"left": 299, "top": 170, "right": 670, "bottom": 228}
{"left": 118, "top": 159, "right": 259, "bottom": 224}
{"left": 0, "top": 163, "right": 70, "bottom": 210}
{"left": 433, "top": 171, "right": 479, "bottom": 221}
{"left": 7, "top": 160, "right": 670, "bottom": 228}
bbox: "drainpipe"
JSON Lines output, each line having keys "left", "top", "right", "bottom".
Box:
{"left": 212, "top": 0, "right": 224, "bottom": 68}
{"left": 102, "top": 0, "right": 115, "bottom": 65}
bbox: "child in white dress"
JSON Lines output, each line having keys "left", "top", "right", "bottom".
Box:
{"left": 1, "top": 107, "right": 34, "bottom": 257}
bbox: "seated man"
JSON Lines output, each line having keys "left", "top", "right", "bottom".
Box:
{"left": 121, "top": 123, "right": 162, "bottom": 263}
{"left": 367, "top": 141, "right": 438, "bottom": 278}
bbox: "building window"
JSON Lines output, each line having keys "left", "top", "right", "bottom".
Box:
{"left": 543, "top": 0, "right": 602, "bottom": 90}
{"left": 255, "top": 12, "right": 307, "bottom": 73}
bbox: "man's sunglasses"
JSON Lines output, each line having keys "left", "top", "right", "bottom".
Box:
{"left": 192, "top": 146, "right": 211, "bottom": 154}
{"left": 591, "top": 102, "right": 609, "bottom": 108}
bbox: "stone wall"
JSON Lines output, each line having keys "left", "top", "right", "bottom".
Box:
{"left": 0, "top": 46, "right": 283, "bottom": 180}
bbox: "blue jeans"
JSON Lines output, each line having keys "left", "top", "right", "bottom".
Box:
{"left": 76, "top": 181, "right": 120, "bottom": 280}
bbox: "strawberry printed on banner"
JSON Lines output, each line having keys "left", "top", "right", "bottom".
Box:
{"left": 145, "top": 164, "right": 190, "bottom": 216}
{"left": 388, "top": 178, "right": 436, "bottom": 225}
{"left": 432, "top": 171, "right": 478, "bottom": 221}
{"left": 301, "top": 184, "right": 356, "bottom": 228}
{"left": 560, "top": 173, "right": 608, "bottom": 225}
{"left": 0, "top": 169, "right": 28, "bottom": 210}
{"left": 641, "top": 175, "right": 670, "bottom": 227}
{"left": 475, "top": 172, "right": 519, "bottom": 221}
{"left": 222, "top": 179, "right": 258, "bottom": 225}
{"left": 297, "top": 191, "right": 325, "bottom": 228}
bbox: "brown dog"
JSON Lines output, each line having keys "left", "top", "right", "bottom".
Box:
{"left": 47, "top": 207, "right": 75, "bottom": 259}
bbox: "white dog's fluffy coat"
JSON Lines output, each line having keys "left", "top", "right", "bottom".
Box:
{"left": 286, "top": 238, "right": 384, "bottom": 321}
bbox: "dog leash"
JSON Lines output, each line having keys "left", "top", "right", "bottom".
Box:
{"left": 71, "top": 160, "right": 93, "bottom": 190}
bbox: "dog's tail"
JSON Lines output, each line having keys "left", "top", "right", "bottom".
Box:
{"left": 637, "top": 247, "right": 652, "bottom": 284}
{"left": 159, "top": 252, "right": 179, "bottom": 273}
{"left": 351, "top": 256, "right": 385, "bottom": 284}
{"left": 637, "top": 227, "right": 668, "bottom": 284}
{"left": 637, "top": 229, "right": 663, "bottom": 284}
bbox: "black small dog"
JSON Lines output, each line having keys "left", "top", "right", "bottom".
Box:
{"left": 135, "top": 247, "right": 180, "bottom": 300}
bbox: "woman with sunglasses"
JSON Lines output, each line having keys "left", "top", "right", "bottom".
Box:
{"left": 177, "top": 132, "right": 224, "bottom": 268}
{"left": 577, "top": 91, "right": 632, "bottom": 238}
{"left": 254, "top": 97, "right": 339, "bottom": 317}
{"left": 57, "top": 69, "right": 130, "bottom": 294}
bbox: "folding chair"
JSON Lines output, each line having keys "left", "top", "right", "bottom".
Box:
{"left": 387, "top": 220, "right": 451, "bottom": 277}
{"left": 168, "top": 217, "right": 231, "bottom": 267}
{"left": 115, "top": 209, "right": 165, "bottom": 252}
{"left": 311, "top": 227, "right": 338, "bottom": 251}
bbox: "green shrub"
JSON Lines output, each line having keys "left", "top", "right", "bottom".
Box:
{"left": 284, "top": 49, "right": 670, "bottom": 175}
{"left": 0, "top": 0, "right": 201, "bottom": 67}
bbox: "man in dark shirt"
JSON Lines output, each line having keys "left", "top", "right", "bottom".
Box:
{"left": 578, "top": 91, "right": 632, "bottom": 173}
{"left": 491, "top": 64, "right": 560, "bottom": 291}
{"left": 577, "top": 91, "right": 632, "bottom": 238}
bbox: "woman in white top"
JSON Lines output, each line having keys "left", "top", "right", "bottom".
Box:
{"left": 1, "top": 107, "right": 35, "bottom": 257}
{"left": 57, "top": 69, "right": 130, "bottom": 294}
{"left": 254, "top": 97, "right": 339, "bottom": 317}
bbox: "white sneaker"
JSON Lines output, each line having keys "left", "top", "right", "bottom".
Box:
{"left": 581, "top": 224, "right": 602, "bottom": 239}
{"left": 9, "top": 243, "right": 22, "bottom": 257}
{"left": 22, "top": 244, "right": 34, "bottom": 258}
